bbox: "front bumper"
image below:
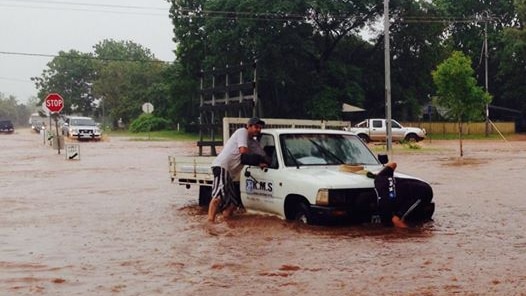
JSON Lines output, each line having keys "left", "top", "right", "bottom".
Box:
{"left": 310, "top": 201, "right": 435, "bottom": 225}
{"left": 71, "top": 131, "right": 102, "bottom": 139}
{"left": 310, "top": 204, "right": 377, "bottom": 224}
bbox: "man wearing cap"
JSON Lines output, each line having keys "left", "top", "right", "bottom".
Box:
{"left": 208, "top": 117, "right": 269, "bottom": 223}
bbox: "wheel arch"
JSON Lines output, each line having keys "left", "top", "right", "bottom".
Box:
{"left": 284, "top": 194, "right": 310, "bottom": 220}
{"left": 404, "top": 133, "right": 419, "bottom": 142}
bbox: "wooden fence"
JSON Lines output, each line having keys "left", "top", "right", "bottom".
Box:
{"left": 402, "top": 121, "right": 515, "bottom": 135}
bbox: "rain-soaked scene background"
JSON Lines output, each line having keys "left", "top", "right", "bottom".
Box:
{"left": 1, "top": 129, "right": 525, "bottom": 295}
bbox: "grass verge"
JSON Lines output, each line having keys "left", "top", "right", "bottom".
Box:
{"left": 105, "top": 129, "right": 201, "bottom": 141}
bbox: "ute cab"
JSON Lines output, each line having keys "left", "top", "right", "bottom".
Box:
{"left": 240, "top": 129, "right": 433, "bottom": 224}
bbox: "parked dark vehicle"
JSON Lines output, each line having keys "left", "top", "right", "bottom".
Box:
{"left": 0, "top": 120, "right": 15, "bottom": 134}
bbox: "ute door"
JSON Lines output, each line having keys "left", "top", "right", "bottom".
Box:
{"left": 369, "top": 119, "right": 386, "bottom": 141}
{"left": 390, "top": 120, "right": 405, "bottom": 141}
{"left": 240, "top": 133, "right": 282, "bottom": 216}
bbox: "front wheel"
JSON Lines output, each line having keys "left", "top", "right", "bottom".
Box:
{"left": 405, "top": 134, "right": 418, "bottom": 142}
{"left": 294, "top": 202, "right": 315, "bottom": 225}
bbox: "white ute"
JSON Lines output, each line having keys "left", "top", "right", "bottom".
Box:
{"left": 169, "top": 121, "right": 434, "bottom": 225}
{"left": 349, "top": 118, "right": 426, "bottom": 143}
{"left": 62, "top": 116, "right": 102, "bottom": 140}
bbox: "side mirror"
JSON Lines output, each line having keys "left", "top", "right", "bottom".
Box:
{"left": 377, "top": 154, "right": 389, "bottom": 164}
{"left": 244, "top": 168, "right": 251, "bottom": 178}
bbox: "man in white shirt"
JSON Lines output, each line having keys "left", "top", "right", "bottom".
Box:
{"left": 208, "top": 117, "right": 268, "bottom": 222}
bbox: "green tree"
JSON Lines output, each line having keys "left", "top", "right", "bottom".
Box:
{"left": 432, "top": 51, "right": 492, "bottom": 157}
{"left": 495, "top": 0, "right": 526, "bottom": 115}
{"left": 386, "top": 0, "right": 448, "bottom": 120}
{"left": 167, "top": 0, "right": 207, "bottom": 125}
{"left": 0, "top": 93, "right": 32, "bottom": 126}
{"left": 92, "top": 39, "right": 168, "bottom": 127}
{"left": 33, "top": 40, "right": 169, "bottom": 128}
{"left": 32, "top": 50, "right": 97, "bottom": 115}
{"left": 0, "top": 93, "right": 18, "bottom": 120}
{"left": 168, "top": 0, "right": 383, "bottom": 120}
{"left": 434, "top": 0, "right": 519, "bottom": 120}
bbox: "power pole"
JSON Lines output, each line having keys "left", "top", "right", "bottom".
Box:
{"left": 384, "top": 0, "right": 392, "bottom": 157}
{"left": 484, "top": 15, "right": 490, "bottom": 136}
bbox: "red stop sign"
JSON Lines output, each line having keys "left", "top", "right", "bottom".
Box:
{"left": 45, "top": 93, "right": 64, "bottom": 113}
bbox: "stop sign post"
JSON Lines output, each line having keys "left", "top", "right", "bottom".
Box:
{"left": 45, "top": 93, "right": 64, "bottom": 113}
{"left": 45, "top": 93, "right": 64, "bottom": 155}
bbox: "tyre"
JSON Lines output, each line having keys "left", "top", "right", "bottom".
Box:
{"left": 294, "top": 202, "right": 314, "bottom": 225}
{"left": 405, "top": 133, "right": 418, "bottom": 142}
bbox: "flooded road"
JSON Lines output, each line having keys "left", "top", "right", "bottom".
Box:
{"left": 1, "top": 129, "right": 525, "bottom": 295}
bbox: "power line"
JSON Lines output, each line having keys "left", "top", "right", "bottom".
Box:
{"left": 0, "top": 0, "right": 168, "bottom": 16}
{"left": 1, "top": 1, "right": 497, "bottom": 24}
{"left": 2, "top": 0, "right": 166, "bottom": 11}
{"left": 402, "top": 16, "right": 499, "bottom": 24}
{"left": 174, "top": 6, "right": 498, "bottom": 24}
{"left": 0, "top": 51, "right": 55, "bottom": 58}
{"left": 0, "top": 0, "right": 166, "bottom": 11}
{"left": 0, "top": 50, "right": 172, "bottom": 63}
{"left": 0, "top": 77, "right": 33, "bottom": 84}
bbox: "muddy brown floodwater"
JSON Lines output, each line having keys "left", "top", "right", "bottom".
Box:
{"left": 1, "top": 129, "right": 526, "bottom": 295}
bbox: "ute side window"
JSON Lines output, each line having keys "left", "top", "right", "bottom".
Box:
{"left": 372, "top": 120, "right": 382, "bottom": 128}
{"left": 260, "top": 134, "right": 278, "bottom": 169}
{"left": 356, "top": 121, "right": 368, "bottom": 128}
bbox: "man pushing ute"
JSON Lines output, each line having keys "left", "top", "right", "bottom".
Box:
{"left": 207, "top": 117, "right": 269, "bottom": 223}
{"left": 374, "top": 162, "right": 434, "bottom": 228}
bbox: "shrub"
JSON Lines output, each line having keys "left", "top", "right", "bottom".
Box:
{"left": 129, "top": 114, "right": 170, "bottom": 133}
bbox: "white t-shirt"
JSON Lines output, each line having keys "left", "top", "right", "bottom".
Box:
{"left": 212, "top": 128, "right": 248, "bottom": 180}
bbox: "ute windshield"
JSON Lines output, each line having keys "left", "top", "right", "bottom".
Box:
{"left": 280, "top": 133, "right": 379, "bottom": 167}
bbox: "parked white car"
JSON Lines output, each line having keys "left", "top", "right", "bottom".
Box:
{"left": 61, "top": 116, "right": 102, "bottom": 140}
{"left": 349, "top": 118, "right": 426, "bottom": 143}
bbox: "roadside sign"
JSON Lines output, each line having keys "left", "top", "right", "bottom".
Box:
{"left": 41, "top": 101, "right": 50, "bottom": 116}
{"left": 65, "top": 144, "right": 80, "bottom": 160}
{"left": 142, "top": 102, "right": 154, "bottom": 114}
{"left": 45, "top": 93, "right": 64, "bottom": 113}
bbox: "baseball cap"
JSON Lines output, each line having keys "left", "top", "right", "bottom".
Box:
{"left": 247, "top": 117, "right": 265, "bottom": 126}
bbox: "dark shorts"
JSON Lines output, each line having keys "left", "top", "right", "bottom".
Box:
{"left": 375, "top": 167, "right": 433, "bottom": 225}
{"left": 211, "top": 166, "right": 242, "bottom": 211}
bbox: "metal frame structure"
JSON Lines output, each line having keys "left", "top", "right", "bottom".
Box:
{"left": 198, "top": 61, "right": 258, "bottom": 156}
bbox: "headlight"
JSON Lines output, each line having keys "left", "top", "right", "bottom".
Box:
{"left": 315, "top": 189, "right": 329, "bottom": 206}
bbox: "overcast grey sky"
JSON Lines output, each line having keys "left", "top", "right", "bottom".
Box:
{"left": 0, "top": 0, "right": 174, "bottom": 104}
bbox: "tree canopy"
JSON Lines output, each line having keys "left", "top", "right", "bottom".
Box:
{"left": 26, "top": 0, "right": 526, "bottom": 132}
{"left": 32, "top": 39, "right": 169, "bottom": 127}
{"left": 0, "top": 92, "right": 32, "bottom": 126}
{"left": 432, "top": 50, "right": 492, "bottom": 156}
{"left": 432, "top": 51, "right": 492, "bottom": 122}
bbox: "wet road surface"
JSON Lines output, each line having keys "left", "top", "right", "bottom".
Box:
{"left": 1, "top": 129, "right": 525, "bottom": 295}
